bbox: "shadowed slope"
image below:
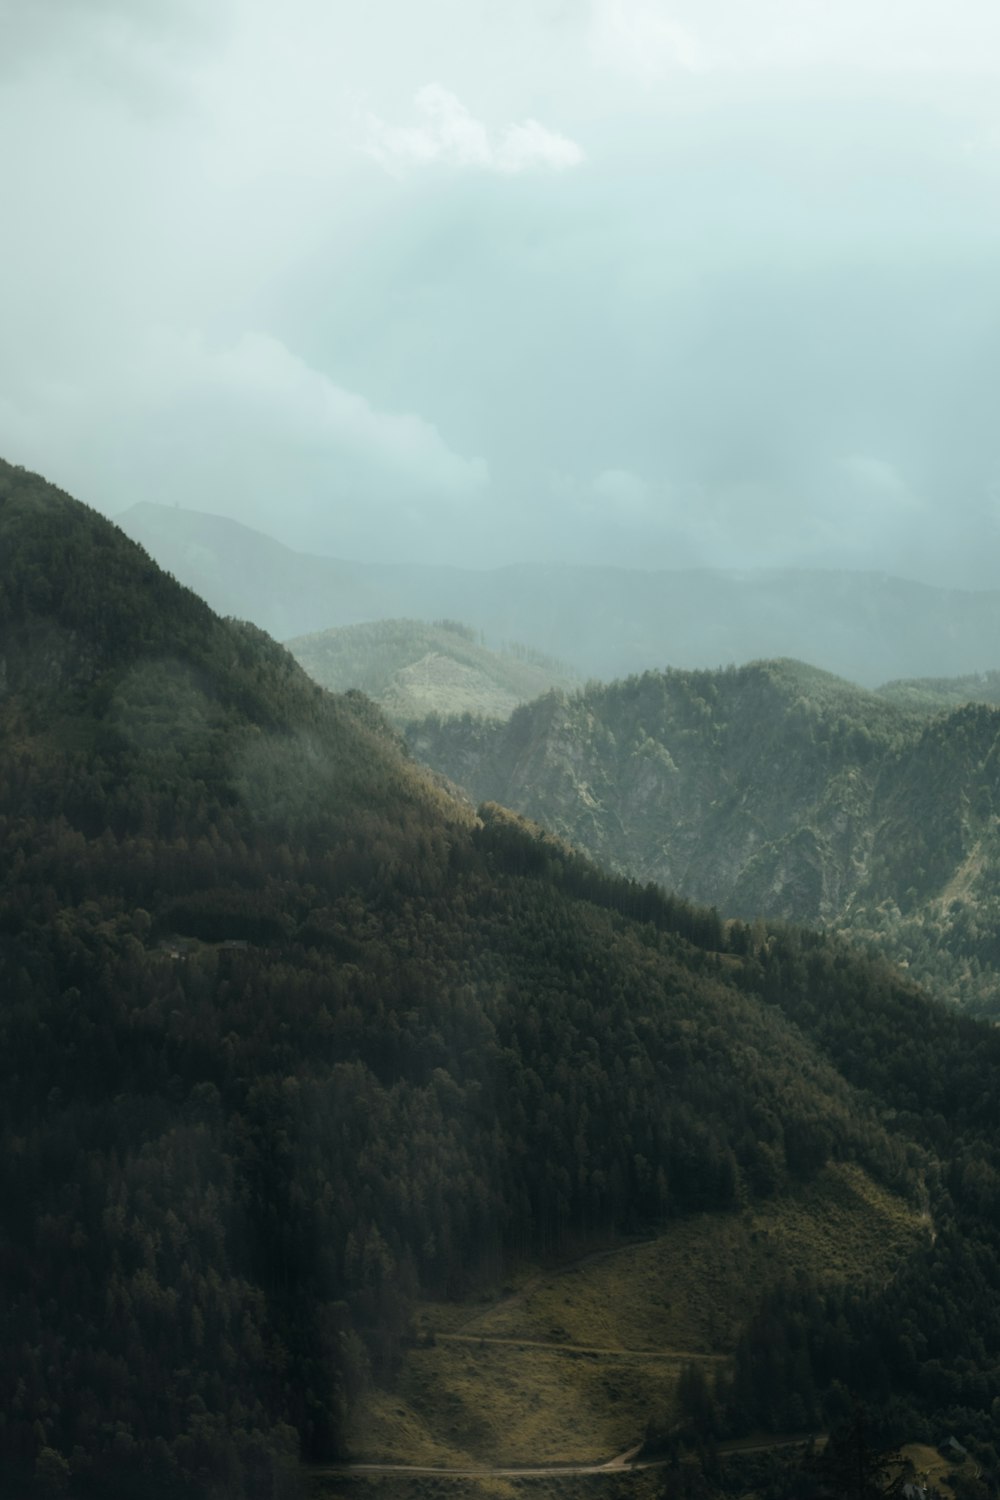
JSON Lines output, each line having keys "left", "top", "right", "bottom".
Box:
{"left": 6, "top": 462, "right": 1000, "bottom": 1498}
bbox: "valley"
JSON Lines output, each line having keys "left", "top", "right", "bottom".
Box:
{"left": 8, "top": 7, "right": 1000, "bottom": 1495}
{"left": 4, "top": 460, "right": 1000, "bottom": 1500}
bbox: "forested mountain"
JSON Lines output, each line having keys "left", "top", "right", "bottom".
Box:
{"left": 117, "top": 501, "right": 1000, "bottom": 687}
{"left": 286, "top": 618, "right": 575, "bottom": 723}
{"left": 879, "top": 669, "right": 1000, "bottom": 714}
{"left": 7, "top": 460, "right": 1000, "bottom": 1498}
{"left": 408, "top": 660, "right": 1000, "bottom": 1012}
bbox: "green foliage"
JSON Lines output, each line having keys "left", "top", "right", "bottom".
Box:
{"left": 408, "top": 657, "right": 1000, "bottom": 1012}
{"left": 879, "top": 671, "right": 1000, "bottom": 714}
{"left": 5, "top": 462, "right": 1000, "bottom": 1495}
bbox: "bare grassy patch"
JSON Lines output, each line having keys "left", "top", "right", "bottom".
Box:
{"left": 450, "top": 1165, "right": 924, "bottom": 1355}
{"left": 350, "top": 1165, "right": 924, "bottom": 1470}
{"left": 354, "top": 1343, "right": 676, "bottom": 1467}
{"left": 900, "top": 1442, "right": 965, "bottom": 1499}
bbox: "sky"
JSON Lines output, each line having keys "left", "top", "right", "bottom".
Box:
{"left": 3, "top": 0, "right": 1000, "bottom": 582}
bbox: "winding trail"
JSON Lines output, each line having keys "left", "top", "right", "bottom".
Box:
{"left": 313, "top": 1443, "right": 649, "bottom": 1480}
{"left": 435, "top": 1331, "right": 727, "bottom": 1362}
{"left": 314, "top": 1435, "right": 820, "bottom": 1482}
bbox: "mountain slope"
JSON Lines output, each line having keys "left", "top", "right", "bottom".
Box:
{"left": 408, "top": 659, "right": 1000, "bottom": 1011}
{"left": 117, "top": 501, "right": 1000, "bottom": 686}
{"left": 286, "top": 618, "right": 575, "bottom": 723}
{"left": 879, "top": 668, "right": 1000, "bottom": 713}
{"left": 7, "top": 462, "right": 1000, "bottom": 1496}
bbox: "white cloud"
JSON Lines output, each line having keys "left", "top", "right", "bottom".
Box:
{"left": 2, "top": 326, "right": 490, "bottom": 555}
{"left": 364, "top": 83, "right": 584, "bottom": 175}
{"left": 160, "top": 329, "right": 489, "bottom": 497}
{"left": 588, "top": 0, "right": 705, "bottom": 80}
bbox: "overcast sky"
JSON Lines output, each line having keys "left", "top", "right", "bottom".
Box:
{"left": 3, "top": 0, "right": 1000, "bottom": 582}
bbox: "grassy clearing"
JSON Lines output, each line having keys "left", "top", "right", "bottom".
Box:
{"left": 425, "top": 1164, "right": 924, "bottom": 1356}
{"left": 353, "top": 1342, "right": 677, "bottom": 1467}
{"left": 348, "top": 1164, "right": 925, "bottom": 1471}
{"left": 900, "top": 1442, "right": 968, "bottom": 1499}
{"left": 345, "top": 1390, "right": 471, "bottom": 1470}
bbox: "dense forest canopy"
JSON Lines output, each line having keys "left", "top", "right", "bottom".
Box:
{"left": 4, "top": 461, "right": 1000, "bottom": 1499}
{"left": 408, "top": 660, "right": 1000, "bottom": 1013}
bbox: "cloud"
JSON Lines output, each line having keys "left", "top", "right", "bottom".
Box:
{"left": 152, "top": 329, "right": 490, "bottom": 499}
{"left": 364, "top": 83, "right": 584, "bottom": 174}
{"left": 592, "top": 467, "right": 652, "bottom": 516}
{"left": 0, "top": 0, "right": 226, "bottom": 110}
{"left": 841, "top": 454, "right": 921, "bottom": 513}
{"left": 587, "top": 0, "right": 1000, "bottom": 80}
{"left": 1, "top": 326, "right": 491, "bottom": 559}
{"left": 588, "top": 0, "right": 705, "bottom": 79}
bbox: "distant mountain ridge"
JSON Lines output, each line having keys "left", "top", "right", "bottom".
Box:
{"left": 879, "top": 669, "right": 1000, "bottom": 713}
{"left": 408, "top": 657, "right": 1000, "bottom": 1013}
{"left": 13, "top": 461, "right": 1000, "bottom": 1491}
{"left": 286, "top": 618, "right": 576, "bottom": 723}
{"left": 117, "top": 501, "right": 1000, "bottom": 687}
{"left": 0, "top": 457, "right": 948, "bottom": 1488}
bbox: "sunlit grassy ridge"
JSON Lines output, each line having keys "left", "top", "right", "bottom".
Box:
{"left": 287, "top": 619, "right": 575, "bottom": 724}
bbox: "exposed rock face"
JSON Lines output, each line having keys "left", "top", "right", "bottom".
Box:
{"left": 409, "top": 666, "right": 881, "bottom": 921}
{"left": 408, "top": 661, "right": 1000, "bottom": 1010}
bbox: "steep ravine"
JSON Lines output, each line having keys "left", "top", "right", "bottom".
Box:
{"left": 408, "top": 662, "right": 1000, "bottom": 1011}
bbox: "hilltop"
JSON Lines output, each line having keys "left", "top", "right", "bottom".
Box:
{"left": 408, "top": 658, "right": 1000, "bottom": 1011}
{"left": 6, "top": 461, "right": 1000, "bottom": 1497}
{"left": 286, "top": 618, "right": 575, "bottom": 723}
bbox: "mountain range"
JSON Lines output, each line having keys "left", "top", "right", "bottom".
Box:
{"left": 6, "top": 459, "right": 1000, "bottom": 1498}
{"left": 116, "top": 500, "right": 1000, "bottom": 689}
{"left": 408, "top": 658, "right": 1000, "bottom": 1014}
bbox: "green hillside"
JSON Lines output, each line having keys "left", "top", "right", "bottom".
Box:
{"left": 117, "top": 501, "right": 1000, "bottom": 688}
{"left": 344, "top": 1162, "right": 923, "bottom": 1470}
{"left": 408, "top": 659, "right": 1000, "bottom": 1012}
{"left": 7, "top": 462, "right": 1000, "bottom": 1498}
{"left": 879, "top": 669, "right": 1000, "bottom": 714}
{"left": 286, "top": 619, "right": 575, "bottom": 724}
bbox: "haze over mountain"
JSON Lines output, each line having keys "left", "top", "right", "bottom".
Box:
{"left": 410, "top": 658, "right": 1000, "bottom": 1013}
{"left": 285, "top": 618, "right": 575, "bottom": 723}
{"left": 5, "top": 2, "right": 1000, "bottom": 591}
{"left": 880, "top": 669, "right": 1000, "bottom": 714}
{"left": 12, "top": 459, "right": 1000, "bottom": 1495}
{"left": 118, "top": 501, "right": 1000, "bottom": 688}
{"left": 8, "top": 0, "right": 1000, "bottom": 1490}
